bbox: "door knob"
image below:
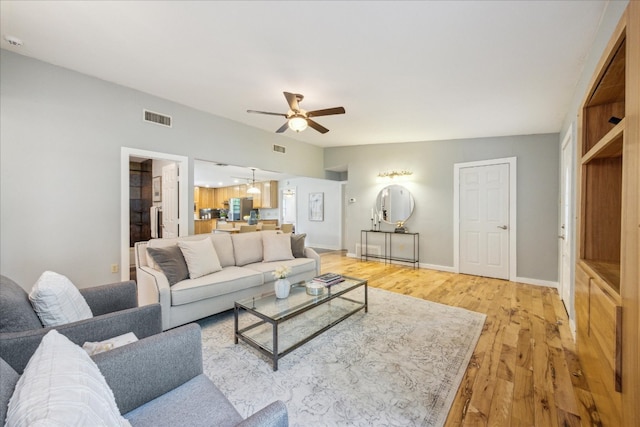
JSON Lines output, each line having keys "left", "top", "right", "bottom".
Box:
{"left": 497, "top": 225, "right": 508, "bottom": 230}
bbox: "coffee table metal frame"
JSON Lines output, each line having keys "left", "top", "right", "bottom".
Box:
{"left": 234, "top": 276, "right": 367, "bottom": 371}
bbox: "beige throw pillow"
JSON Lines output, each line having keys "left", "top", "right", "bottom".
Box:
{"left": 262, "top": 232, "right": 295, "bottom": 262}
{"left": 178, "top": 238, "right": 222, "bottom": 279}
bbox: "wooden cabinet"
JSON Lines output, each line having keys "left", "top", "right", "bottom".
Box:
{"left": 575, "top": 4, "right": 639, "bottom": 425}
{"left": 194, "top": 219, "right": 216, "bottom": 234}
{"left": 209, "top": 181, "right": 278, "bottom": 209}
{"left": 259, "top": 180, "right": 278, "bottom": 208}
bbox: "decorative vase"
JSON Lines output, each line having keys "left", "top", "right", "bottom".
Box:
{"left": 275, "top": 278, "right": 291, "bottom": 298}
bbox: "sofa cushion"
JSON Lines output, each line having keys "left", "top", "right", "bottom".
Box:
{"left": 210, "top": 233, "right": 236, "bottom": 267}
{"left": 290, "top": 233, "right": 307, "bottom": 258}
{"left": 170, "top": 267, "right": 263, "bottom": 306}
{"left": 178, "top": 238, "right": 222, "bottom": 280}
{"left": 231, "top": 232, "right": 264, "bottom": 266}
{"left": 5, "top": 330, "right": 130, "bottom": 427}
{"left": 0, "top": 275, "right": 43, "bottom": 333}
{"left": 146, "top": 245, "right": 190, "bottom": 286}
{"left": 29, "top": 271, "right": 93, "bottom": 327}
{"left": 262, "top": 232, "right": 294, "bottom": 262}
{"left": 124, "top": 374, "right": 242, "bottom": 427}
{"left": 244, "top": 258, "right": 317, "bottom": 283}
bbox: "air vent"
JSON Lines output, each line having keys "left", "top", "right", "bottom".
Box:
{"left": 143, "top": 109, "right": 172, "bottom": 127}
{"left": 273, "top": 144, "right": 286, "bottom": 154}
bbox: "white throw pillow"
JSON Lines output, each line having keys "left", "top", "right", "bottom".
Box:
{"left": 5, "top": 330, "right": 131, "bottom": 427}
{"left": 29, "top": 271, "right": 93, "bottom": 327}
{"left": 262, "top": 232, "right": 295, "bottom": 262}
{"left": 178, "top": 238, "right": 222, "bottom": 279}
{"left": 231, "top": 232, "right": 264, "bottom": 266}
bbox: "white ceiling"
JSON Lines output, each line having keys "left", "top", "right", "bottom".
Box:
{"left": 193, "top": 160, "right": 293, "bottom": 189}
{"left": 1, "top": 1, "right": 608, "bottom": 148}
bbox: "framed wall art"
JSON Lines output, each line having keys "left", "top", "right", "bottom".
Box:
{"left": 309, "top": 192, "right": 324, "bottom": 221}
{"left": 152, "top": 176, "right": 162, "bottom": 202}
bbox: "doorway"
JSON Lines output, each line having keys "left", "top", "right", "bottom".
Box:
{"left": 559, "top": 127, "right": 574, "bottom": 311}
{"left": 120, "top": 148, "right": 189, "bottom": 281}
{"left": 281, "top": 186, "right": 296, "bottom": 231}
{"left": 454, "top": 157, "right": 517, "bottom": 281}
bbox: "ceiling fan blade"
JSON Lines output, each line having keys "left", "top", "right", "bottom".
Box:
{"left": 247, "top": 109, "right": 287, "bottom": 117}
{"left": 283, "top": 92, "right": 301, "bottom": 112}
{"left": 276, "top": 122, "right": 289, "bottom": 133}
{"left": 307, "top": 119, "right": 329, "bottom": 134}
{"left": 307, "top": 106, "right": 346, "bottom": 117}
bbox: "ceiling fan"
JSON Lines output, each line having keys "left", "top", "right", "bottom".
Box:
{"left": 247, "top": 92, "right": 345, "bottom": 134}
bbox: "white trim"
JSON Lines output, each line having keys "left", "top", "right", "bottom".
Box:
{"left": 453, "top": 157, "right": 517, "bottom": 281}
{"left": 419, "top": 263, "right": 456, "bottom": 273}
{"left": 120, "top": 147, "right": 189, "bottom": 281}
{"left": 307, "top": 244, "right": 342, "bottom": 251}
{"left": 559, "top": 124, "right": 575, "bottom": 319}
{"left": 347, "top": 251, "right": 456, "bottom": 273}
{"left": 569, "top": 318, "right": 576, "bottom": 342}
{"left": 515, "top": 276, "right": 558, "bottom": 288}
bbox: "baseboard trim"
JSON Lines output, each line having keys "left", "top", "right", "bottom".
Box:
{"left": 347, "top": 253, "right": 558, "bottom": 287}
{"left": 307, "top": 244, "right": 342, "bottom": 251}
{"left": 514, "top": 276, "right": 558, "bottom": 288}
{"left": 420, "top": 263, "right": 455, "bottom": 273}
{"left": 346, "top": 253, "right": 455, "bottom": 273}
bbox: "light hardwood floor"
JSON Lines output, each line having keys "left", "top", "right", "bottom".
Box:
{"left": 319, "top": 250, "right": 602, "bottom": 427}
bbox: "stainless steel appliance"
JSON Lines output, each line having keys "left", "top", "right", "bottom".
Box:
{"left": 228, "top": 198, "right": 253, "bottom": 221}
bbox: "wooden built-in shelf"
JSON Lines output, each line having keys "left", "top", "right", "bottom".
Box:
{"left": 582, "top": 119, "right": 625, "bottom": 164}
{"left": 579, "top": 259, "right": 621, "bottom": 298}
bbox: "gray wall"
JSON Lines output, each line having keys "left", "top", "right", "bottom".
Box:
{"left": 325, "top": 134, "right": 560, "bottom": 282}
{"left": 0, "top": 50, "right": 324, "bottom": 289}
{"left": 280, "top": 176, "right": 343, "bottom": 250}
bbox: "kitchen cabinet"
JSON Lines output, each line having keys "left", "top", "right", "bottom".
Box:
{"left": 257, "top": 180, "right": 278, "bottom": 208}
{"left": 194, "top": 219, "right": 216, "bottom": 234}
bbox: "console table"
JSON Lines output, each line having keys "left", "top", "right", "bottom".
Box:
{"left": 360, "top": 230, "right": 419, "bottom": 269}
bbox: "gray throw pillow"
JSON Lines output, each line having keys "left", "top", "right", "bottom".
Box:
{"left": 146, "top": 246, "right": 189, "bottom": 286}
{"left": 290, "top": 233, "right": 307, "bottom": 258}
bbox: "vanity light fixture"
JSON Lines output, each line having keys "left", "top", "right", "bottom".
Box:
{"left": 246, "top": 168, "right": 261, "bottom": 194}
{"left": 377, "top": 170, "right": 413, "bottom": 180}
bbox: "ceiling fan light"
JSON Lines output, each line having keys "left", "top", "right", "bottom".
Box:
{"left": 288, "top": 116, "right": 308, "bottom": 132}
{"left": 247, "top": 186, "right": 261, "bottom": 194}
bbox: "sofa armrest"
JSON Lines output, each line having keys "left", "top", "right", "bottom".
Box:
{"left": 304, "top": 247, "right": 321, "bottom": 276}
{"left": 236, "top": 401, "right": 289, "bottom": 427}
{"left": 136, "top": 265, "right": 172, "bottom": 330}
{"left": 0, "top": 304, "right": 162, "bottom": 374}
{"left": 93, "top": 323, "right": 203, "bottom": 415}
{"left": 80, "top": 280, "right": 138, "bottom": 316}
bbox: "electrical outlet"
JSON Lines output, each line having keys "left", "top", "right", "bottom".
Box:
{"left": 111, "top": 264, "right": 119, "bottom": 274}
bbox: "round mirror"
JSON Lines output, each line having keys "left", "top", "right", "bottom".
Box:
{"left": 376, "top": 185, "right": 415, "bottom": 224}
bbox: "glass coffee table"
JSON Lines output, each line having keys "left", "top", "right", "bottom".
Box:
{"left": 234, "top": 276, "right": 367, "bottom": 371}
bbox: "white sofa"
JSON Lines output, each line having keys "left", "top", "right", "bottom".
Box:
{"left": 135, "top": 232, "right": 320, "bottom": 330}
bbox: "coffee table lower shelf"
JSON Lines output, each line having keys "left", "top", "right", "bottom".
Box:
{"left": 234, "top": 278, "right": 367, "bottom": 371}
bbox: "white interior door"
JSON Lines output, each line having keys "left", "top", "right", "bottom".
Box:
{"left": 459, "top": 163, "right": 510, "bottom": 279}
{"left": 559, "top": 133, "right": 573, "bottom": 306}
{"left": 162, "top": 163, "right": 179, "bottom": 238}
{"left": 281, "top": 187, "right": 296, "bottom": 227}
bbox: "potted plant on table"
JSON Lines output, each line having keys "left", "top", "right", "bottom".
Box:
{"left": 273, "top": 265, "right": 292, "bottom": 298}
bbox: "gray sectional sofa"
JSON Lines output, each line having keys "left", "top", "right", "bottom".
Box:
{"left": 135, "top": 232, "right": 320, "bottom": 330}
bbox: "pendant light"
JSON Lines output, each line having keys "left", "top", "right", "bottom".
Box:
{"left": 247, "top": 168, "right": 261, "bottom": 194}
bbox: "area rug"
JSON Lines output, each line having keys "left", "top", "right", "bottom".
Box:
{"left": 198, "top": 288, "right": 486, "bottom": 427}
